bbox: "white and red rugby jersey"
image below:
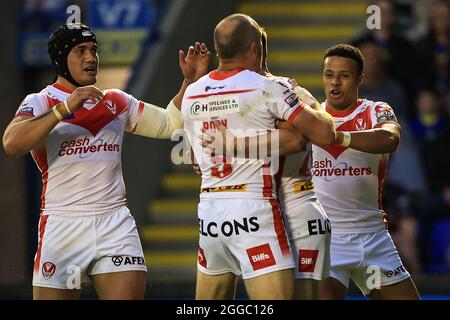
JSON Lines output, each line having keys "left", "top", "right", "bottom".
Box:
{"left": 264, "top": 76, "right": 316, "bottom": 204}
{"left": 15, "top": 84, "right": 145, "bottom": 213}
{"left": 181, "top": 69, "right": 305, "bottom": 200}
{"left": 311, "top": 99, "right": 399, "bottom": 233}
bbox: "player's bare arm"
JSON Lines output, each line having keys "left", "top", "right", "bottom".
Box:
{"left": 335, "top": 121, "right": 401, "bottom": 154}
{"left": 200, "top": 120, "right": 306, "bottom": 159}
{"left": 290, "top": 104, "right": 336, "bottom": 147}
{"left": 268, "top": 77, "right": 335, "bottom": 146}
{"left": 294, "top": 86, "right": 321, "bottom": 110}
{"left": 277, "top": 120, "right": 307, "bottom": 155}
{"left": 3, "top": 86, "right": 103, "bottom": 156}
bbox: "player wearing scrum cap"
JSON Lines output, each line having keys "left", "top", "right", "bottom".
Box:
{"left": 2, "top": 23, "right": 210, "bottom": 300}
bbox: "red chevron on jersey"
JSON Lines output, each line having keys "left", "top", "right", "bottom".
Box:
{"left": 318, "top": 103, "right": 372, "bottom": 159}
{"left": 64, "top": 89, "right": 127, "bottom": 136}
{"left": 320, "top": 144, "right": 348, "bottom": 160}
{"left": 15, "top": 84, "right": 143, "bottom": 213}
{"left": 312, "top": 98, "right": 399, "bottom": 234}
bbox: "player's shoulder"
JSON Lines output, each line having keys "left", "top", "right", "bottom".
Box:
{"left": 267, "top": 74, "right": 291, "bottom": 84}
{"left": 371, "top": 101, "right": 397, "bottom": 123}
{"left": 22, "top": 91, "right": 44, "bottom": 102}
{"left": 363, "top": 99, "right": 396, "bottom": 115}
{"left": 102, "top": 88, "right": 126, "bottom": 96}
{"left": 16, "top": 93, "right": 41, "bottom": 116}
{"left": 361, "top": 98, "right": 393, "bottom": 111}
{"left": 265, "top": 74, "right": 292, "bottom": 88}
{"left": 20, "top": 89, "right": 49, "bottom": 107}
{"left": 184, "top": 73, "right": 213, "bottom": 95}
{"left": 16, "top": 88, "right": 53, "bottom": 117}
{"left": 101, "top": 88, "right": 133, "bottom": 105}
{"left": 262, "top": 75, "right": 299, "bottom": 102}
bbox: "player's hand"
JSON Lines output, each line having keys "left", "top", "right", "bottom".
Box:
{"left": 179, "top": 42, "right": 211, "bottom": 83}
{"left": 199, "top": 120, "right": 230, "bottom": 157}
{"left": 294, "top": 86, "right": 321, "bottom": 110}
{"left": 66, "top": 85, "right": 104, "bottom": 113}
{"left": 290, "top": 78, "right": 298, "bottom": 88}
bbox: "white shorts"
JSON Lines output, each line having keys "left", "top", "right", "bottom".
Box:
{"left": 282, "top": 195, "right": 331, "bottom": 280}
{"left": 197, "top": 198, "right": 294, "bottom": 279}
{"left": 330, "top": 229, "right": 411, "bottom": 296}
{"left": 32, "top": 206, "right": 147, "bottom": 289}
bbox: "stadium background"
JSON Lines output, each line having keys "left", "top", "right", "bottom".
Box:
{"left": 0, "top": 0, "right": 448, "bottom": 299}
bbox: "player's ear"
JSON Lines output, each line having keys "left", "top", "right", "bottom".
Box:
{"left": 250, "top": 41, "right": 259, "bottom": 57}
{"left": 358, "top": 73, "right": 364, "bottom": 86}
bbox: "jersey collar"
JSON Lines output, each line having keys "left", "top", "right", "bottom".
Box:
{"left": 209, "top": 68, "right": 245, "bottom": 80}
{"left": 52, "top": 83, "right": 74, "bottom": 94}
{"left": 326, "top": 99, "right": 363, "bottom": 117}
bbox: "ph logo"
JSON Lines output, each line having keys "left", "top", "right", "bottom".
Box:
{"left": 190, "top": 102, "right": 208, "bottom": 116}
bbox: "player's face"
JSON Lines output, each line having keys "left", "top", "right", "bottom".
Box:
{"left": 67, "top": 42, "right": 99, "bottom": 86}
{"left": 323, "top": 56, "right": 361, "bottom": 110}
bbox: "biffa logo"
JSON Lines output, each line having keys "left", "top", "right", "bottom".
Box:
{"left": 246, "top": 244, "right": 275, "bottom": 271}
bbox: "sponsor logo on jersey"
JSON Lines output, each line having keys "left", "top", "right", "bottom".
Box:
{"left": 355, "top": 118, "right": 367, "bottom": 131}
{"left": 307, "top": 218, "right": 331, "bottom": 235}
{"left": 375, "top": 104, "right": 397, "bottom": 123}
{"left": 105, "top": 100, "right": 117, "bottom": 114}
{"left": 298, "top": 249, "right": 319, "bottom": 273}
{"left": 383, "top": 265, "right": 406, "bottom": 278}
{"left": 16, "top": 106, "right": 34, "bottom": 117}
{"left": 198, "top": 247, "right": 207, "bottom": 268}
{"left": 58, "top": 137, "right": 120, "bottom": 157}
{"left": 284, "top": 92, "right": 300, "bottom": 108}
{"left": 276, "top": 80, "right": 290, "bottom": 89}
{"left": 312, "top": 158, "right": 372, "bottom": 181}
{"left": 190, "top": 96, "right": 241, "bottom": 119}
{"left": 42, "top": 262, "right": 56, "bottom": 279}
{"left": 111, "top": 256, "right": 145, "bottom": 267}
{"left": 201, "top": 184, "right": 247, "bottom": 193}
{"left": 246, "top": 243, "right": 276, "bottom": 271}
{"left": 205, "top": 85, "right": 226, "bottom": 92}
{"left": 199, "top": 217, "right": 259, "bottom": 238}
{"left": 293, "top": 180, "right": 314, "bottom": 193}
